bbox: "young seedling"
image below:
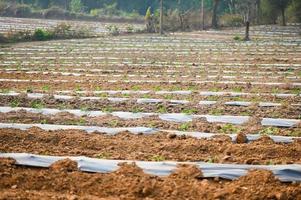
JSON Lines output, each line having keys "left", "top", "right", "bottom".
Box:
{"left": 42, "top": 85, "right": 50, "bottom": 92}
{"left": 178, "top": 122, "right": 191, "bottom": 131}
{"left": 259, "top": 127, "right": 280, "bottom": 135}
{"left": 10, "top": 99, "right": 20, "bottom": 108}
{"left": 30, "top": 100, "right": 44, "bottom": 109}
{"left": 220, "top": 124, "right": 240, "bottom": 134}
{"left": 150, "top": 155, "right": 165, "bottom": 162}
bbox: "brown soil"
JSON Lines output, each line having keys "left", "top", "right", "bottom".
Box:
{"left": 0, "top": 158, "right": 300, "bottom": 200}
{"left": 0, "top": 79, "right": 299, "bottom": 94}
{"left": 1, "top": 128, "right": 301, "bottom": 164}
{"left": 0, "top": 71, "right": 298, "bottom": 83}
{"left": 1, "top": 111, "right": 300, "bottom": 136}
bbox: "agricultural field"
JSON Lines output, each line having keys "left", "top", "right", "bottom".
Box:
{"left": 0, "top": 17, "right": 301, "bottom": 199}
{"left": 0, "top": 17, "right": 144, "bottom": 36}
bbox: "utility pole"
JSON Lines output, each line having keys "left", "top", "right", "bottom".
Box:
{"left": 201, "top": 0, "right": 204, "bottom": 30}
{"left": 159, "top": 0, "right": 163, "bottom": 35}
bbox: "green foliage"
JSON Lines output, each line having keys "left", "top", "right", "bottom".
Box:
{"left": 106, "top": 25, "right": 120, "bottom": 36}
{"left": 179, "top": 122, "right": 191, "bottom": 131}
{"left": 220, "top": 124, "right": 240, "bottom": 134}
{"left": 30, "top": 100, "right": 44, "bottom": 109}
{"left": 259, "top": 127, "right": 280, "bottom": 135}
{"left": 233, "top": 35, "right": 242, "bottom": 41}
{"left": 150, "top": 155, "right": 165, "bottom": 162}
{"left": 33, "top": 29, "right": 53, "bottom": 41}
{"left": 145, "top": 6, "right": 151, "bottom": 21}
{"left": 70, "top": 0, "right": 83, "bottom": 13}
{"left": 10, "top": 99, "right": 20, "bottom": 108}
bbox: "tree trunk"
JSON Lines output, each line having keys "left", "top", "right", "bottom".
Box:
{"left": 159, "top": 0, "right": 163, "bottom": 34}
{"left": 256, "top": 0, "right": 261, "bottom": 24}
{"left": 281, "top": 8, "right": 286, "bottom": 26}
{"left": 244, "top": 21, "right": 250, "bottom": 41}
{"left": 211, "top": 0, "right": 220, "bottom": 29}
{"left": 201, "top": 0, "right": 205, "bottom": 30}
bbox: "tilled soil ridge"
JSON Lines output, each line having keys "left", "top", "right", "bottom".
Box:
{"left": 1, "top": 128, "right": 300, "bottom": 164}
{"left": 0, "top": 158, "right": 300, "bottom": 200}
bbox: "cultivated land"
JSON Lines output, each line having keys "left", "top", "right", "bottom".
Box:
{"left": 0, "top": 17, "right": 301, "bottom": 199}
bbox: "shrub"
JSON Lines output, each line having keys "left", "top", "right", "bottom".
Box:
{"left": 106, "top": 25, "right": 120, "bottom": 36}
{"left": 233, "top": 35, "right": 242, "bottom": 41}
{"left": 33, "top": 29, "right": 53, "bottom": 41}
{"left": 220, "top": 14, "right": 244, "bottom": 27}
{"left": 125, "top": 24, "right": 134, "bottom": 33}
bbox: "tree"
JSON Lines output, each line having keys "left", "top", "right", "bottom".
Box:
{"left": 70, "top": 0, "right": 82, "bottom": 13}
{"left": 201, "top": 0, "right": 204, "bottom": 30}
{"left": 211, "top": 0, "right": 220, "bottom": 29}
{"left": 159, "top": 0, "right": 163, "bottom": 34}
{"left": 266, "top": 0, "right": 291, "bottom": 25}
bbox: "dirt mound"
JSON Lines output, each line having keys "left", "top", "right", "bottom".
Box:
{"left": 168, "top": 164, "right": 203, "bottom": 179}
{"left": 236, "top": 132, "right": 248, "bottom": 144}
{"left": 50, "top": 159, "right": 78, "bottom": 172}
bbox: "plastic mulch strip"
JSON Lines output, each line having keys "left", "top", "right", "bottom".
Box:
{"left": 0, "top": 153, "right": 300, "bottom": 182}
{"left": 0, "top": 123, "right": 298, "bottom": 143}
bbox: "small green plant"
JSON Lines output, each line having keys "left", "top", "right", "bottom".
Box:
{"left": 209, "top": 108, "right": 224, "bottom": 115}
{"left": 232, "top": 87, "right": 243, "bottom": 92}
{"left": 182, "top": 108, "right": 198, "bottom": 115}
{"left": 220, "top": 124, "right": 240, "bottom": 134}
{"left": 266, "top": 160, "right": 274, "bottom": 165}
{"left": 132, "top": 85, "right": 141, "bottom": 91}
{"left": 178, "top": 122, "right": 191, "bottom": 131}
{"left": 30, "top": 100, "right": 44, "bottom": 109}
{"left": 80, "top": 106, "right": 89, "bottom": 112}
{"left": 163, "top": 94, "right": 173, "bottom": 100}
{"left": 150, "top": 155, "right": 165, "bottom": 162}
{"left": 259, "top": 127, "right": 280, "bottom": 135}
{"left": 156, "top": 105, "right": 167, "bottom": 113}
{"left": 142, "top": 94, "right": 151, "bottom": 99}
{"left": 108, "top": 120, "right": 118, "bottom": 127}
{"left": 102, "top": 106, "right": 113, "bottom": 113}
{"left": 95, "top": 152, "right": 111, "bottom": 159}
{"left": 153, "top": 86, "right": 162, "bottom": 91}
{"left": 132, "top": 107, "right": 143, "bottom": 113}
{"left": 98, "top": 93, "right": 108, "bottom": 98}
{"left": 26, "top": 87, "right": 33, "bottom": 93}
{"left": 10, "top": 99, "right": 20, "bottom": 108}
{"left": 207, "top": 156, "right": 217, "bottom": 163}
{"left": 40, "top": 119, "right": 48, "bottom": 124}
{"left": 75, "top": 85, "right": 82, "bottom": 92}
{"left": 42, "top": 85, "right": 50, "bottom": 91}
{"left": 122, "top": 93, "right": 130, "bottom": 97}
{"left": 76, "top": 118, "right": 86, "bottom": 126}
{"left": 233, "top": 35, "right": 242, "bottom": 41}
{"left": 0, "top": 89, "right": 10, "bottom": 94}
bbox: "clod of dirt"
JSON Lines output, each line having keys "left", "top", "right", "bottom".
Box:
{"left": 167, "top": 133, "right": 177, "bottom": 139}
{"left": 211, "top": 134, "right": 232, "bottom": 143}
{"left": 236, "top": 132, "right": 248, "bottom": 144}
{"left": 114, "top": 162, "right": 146, "bottom": 177}
{"left": 235, "top": 169, "right": 279, "bottom": 185}
{"left": 169, "top": 164, "right": 203, "bottom": 179}
{"left": 256, "top": 135, "right": 275, "bottom": 144}
{"left": 0, "top": 158, "right": 16, "bottom": 167}
{"left": 50, "top": 159, "right": 78, "bottom": 172}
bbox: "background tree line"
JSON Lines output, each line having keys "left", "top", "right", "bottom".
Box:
{"left": 0, "top": 0, "right": 300, "bottom": 29}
